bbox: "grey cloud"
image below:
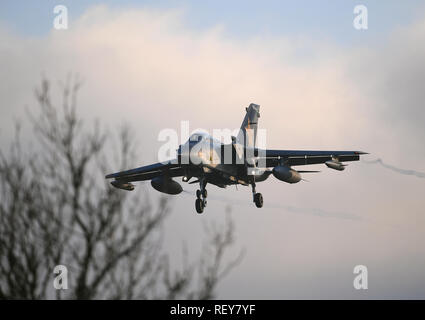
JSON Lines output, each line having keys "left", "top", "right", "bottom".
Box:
{"left": 348, "top": 20, "right": 425, "bottom": 150}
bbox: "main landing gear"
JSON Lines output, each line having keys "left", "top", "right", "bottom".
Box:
{"left": 194, "top": 179, "right": 263, "bottom": 212}
{"left": 195, "top": 179, "right": 208, "bottom": 214}
{"left": 251, "top": 182, "right": 263, "bottom": 208}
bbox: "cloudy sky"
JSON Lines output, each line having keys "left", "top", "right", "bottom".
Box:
{"left": 1, "top": 0, "right": 425, "bottom": 299}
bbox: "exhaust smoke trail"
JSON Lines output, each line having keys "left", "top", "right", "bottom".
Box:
{"left": 363, "top": 158, "right": 425, "bottom": 178}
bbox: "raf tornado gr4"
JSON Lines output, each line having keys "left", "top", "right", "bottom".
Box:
{"left": 106, "top": 104, "right": 367, "bottom": 213}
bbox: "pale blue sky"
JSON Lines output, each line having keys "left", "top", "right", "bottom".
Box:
{"left": 1, "top": 0, "right": 424, "bottom": 45}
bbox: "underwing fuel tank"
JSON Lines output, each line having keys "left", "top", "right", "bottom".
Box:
{"left": 272, "top": 165, "right": 302, "bottom": 184}
{"left": 151, "top": 176, "right": 183, "bottom": 195}
{"left": 111, "top": 180, "right": 135, "bottom": 191}
{"left": 325, "top": 160, "right": 346, "bottom": 171}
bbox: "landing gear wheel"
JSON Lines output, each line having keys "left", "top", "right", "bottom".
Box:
{"left": 202, "top": 189, "right": 208, "bottom": 198}
{"left": 196, "top": 189, "right": 202, "bottom": 199}
{"left": 254, "top": 193, "right": 263, "bottom": 208}
{"left": 195, "top": 198, "right": 204, "bottom": 214}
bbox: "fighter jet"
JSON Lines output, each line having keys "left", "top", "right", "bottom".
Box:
{"left": 106, "top": 103, "right": 367, "bottom": 213}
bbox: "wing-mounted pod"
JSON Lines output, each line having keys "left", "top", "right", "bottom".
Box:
{"left": 111, "top": 180, "right": 135, "bottom": 191}
{"left": 325, "top": 157, "right": 347, "bottom": 171}
{"left": 151, "top": 176, "right": 183, "bottom": 195}
{"left": 272, "top": 165, "right": 302, "bottom": 184}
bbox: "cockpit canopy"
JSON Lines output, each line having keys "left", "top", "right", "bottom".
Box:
{"left": 177, "top": 132, "right": 209, "bottom": 157}
{"left": 188, "top": 132, "right": 208, "bottom": 143}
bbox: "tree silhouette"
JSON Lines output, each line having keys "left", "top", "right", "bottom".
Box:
{"left": 0, "top": 78, "right": 242, "bottom": 299}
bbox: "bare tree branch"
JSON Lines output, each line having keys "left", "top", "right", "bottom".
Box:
{"left": 0, "top": 77, "right": 242, "bottom": 300}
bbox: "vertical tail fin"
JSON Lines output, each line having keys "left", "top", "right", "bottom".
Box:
{"left": 236, "top": 103, "right": 260, "bottom": 149}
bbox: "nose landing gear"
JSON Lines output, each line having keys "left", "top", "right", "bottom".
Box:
{"left": 195, "top": 179, "right": 208, "bottom": 214}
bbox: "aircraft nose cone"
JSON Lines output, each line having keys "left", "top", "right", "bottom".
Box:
{"left": 190, "top": 150, "right": 204, "bottom": 166}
